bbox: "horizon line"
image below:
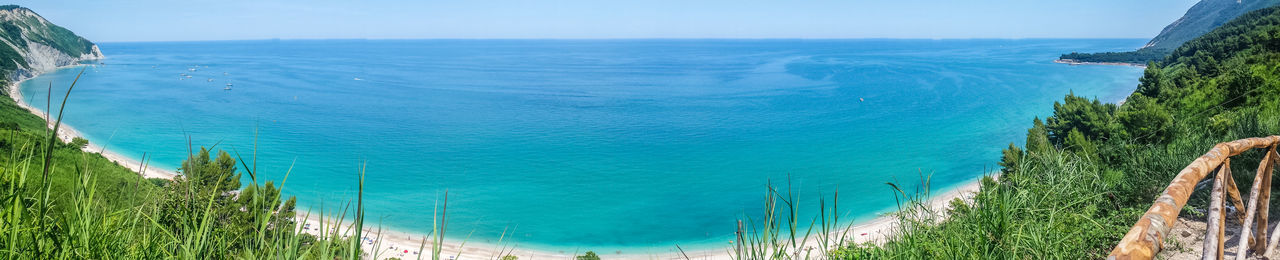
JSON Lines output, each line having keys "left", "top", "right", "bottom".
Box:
{"left": 97, "top": 37, "right": 1151, "bottom": 44}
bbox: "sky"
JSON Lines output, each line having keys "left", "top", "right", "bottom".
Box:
{"left": 15, "top": 0, "right": 1201, "bottom": 42}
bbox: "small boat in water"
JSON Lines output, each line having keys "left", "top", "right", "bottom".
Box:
{"left": 225, "top": 83, "right": 233, "bottom": 90}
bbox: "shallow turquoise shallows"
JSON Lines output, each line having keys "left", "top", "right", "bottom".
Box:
{"left": 22, "top": 39, "right": 1144, "bottom": 252}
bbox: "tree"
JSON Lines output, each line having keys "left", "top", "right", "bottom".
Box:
{"left": 1046, "top": 94, "right": 1119, "bottom": 145}
{"left": 179, "top": 147, "right": 240, "bottom": 193}
{"left": 577, "top": 251, "right": 601, "bottom": 260}
{"left": 1064, "top": 129, "right": 1098, "bottom": 159}
{"left": 68, "top": 137, "right": 88, "bottom": 149}
{"left": 1025, "top": 117, "right": 1052, "bottom": 154}
{"left": 1117, "top": 95, "right": 1173, "bottom": 144}
{"left": 157, "top": 147, "right": 297, "bottom": 255}
{"left": 999, "top": 143, "right": 1022, "bottom": 174}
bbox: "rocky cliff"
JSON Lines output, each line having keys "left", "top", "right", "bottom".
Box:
{"left": 0, "top": 5, "right": 102, "bottom": 87}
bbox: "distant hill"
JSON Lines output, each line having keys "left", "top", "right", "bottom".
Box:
{"left": 1058, "top": 0, "right": 1279, "bottom": 64}
{"left": 0, "top": 5, "right": 102, "bottom": 86}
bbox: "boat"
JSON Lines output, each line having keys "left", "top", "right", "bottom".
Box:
{"left": 207, "top": 78, "right": 214, "bottom": 82}
{"left": 225, "top": 83, "right": 233, "bottom": 90}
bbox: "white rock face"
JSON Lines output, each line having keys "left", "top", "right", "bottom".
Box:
{"left": 0, "top": 7, "right": 104, "bottom": 84}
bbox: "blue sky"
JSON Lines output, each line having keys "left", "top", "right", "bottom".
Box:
{"left": 17, "top": 0, "right": 1199, "bottom": 42}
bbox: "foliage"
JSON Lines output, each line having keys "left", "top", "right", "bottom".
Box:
{"left": 1059, "top": 48, "right": 1171, "bottom": 64}
{"left": 1045, "top": 93, "right": 1119, "bottom": 145}
{"left": 1116, "top": 95, "right": 1173, "bottom": 144}
{"left": 576, "top": 251, "right": 601, "bottom": 260}
{"left": 1024, "top": 117, "right": 1052, "bottom": 154}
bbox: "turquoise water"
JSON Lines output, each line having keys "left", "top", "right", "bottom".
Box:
{"left": 23, "top": 39, "right": 1144, "bottom": 252}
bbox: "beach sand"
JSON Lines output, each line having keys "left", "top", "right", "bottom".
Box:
{"left": 8, "top": 64, "right": 993, "bottom": 259}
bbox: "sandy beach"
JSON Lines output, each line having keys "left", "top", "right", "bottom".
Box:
{"left": 9, "top": 65, "right": 993, "bottom": 260}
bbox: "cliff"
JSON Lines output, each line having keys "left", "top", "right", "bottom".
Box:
{"left": 0, "top": 5, "right": 102, "bottom": 87}
{"left": 1143, "top": 0, "right": 1280, "bottom": 51}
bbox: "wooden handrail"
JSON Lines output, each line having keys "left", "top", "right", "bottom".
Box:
{"left": 1109, "top": 136, "right": 1280, "bottom": 260}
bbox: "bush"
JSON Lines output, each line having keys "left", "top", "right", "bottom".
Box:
{"left": 576, "top": 251, "right": 601, "bottom": 260}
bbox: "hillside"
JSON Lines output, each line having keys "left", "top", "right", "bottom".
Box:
{"left": 0, "top": 5, "right": 102, "bottom": 85}
{"left": 1058, "top": 0, "right": 1279, "bottom": 64}
{"left": 838, "top": 5, "right": 1280, "bottom": 259}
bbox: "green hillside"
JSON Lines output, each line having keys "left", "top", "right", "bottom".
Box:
{"left": 1059, "top": 0, "right": 1279, "bottom": 64}
{"left": 0, "top": 5, "right": 99, "bottom": 85}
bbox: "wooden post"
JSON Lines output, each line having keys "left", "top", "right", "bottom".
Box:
{"left": 1204, "top": 160, "right": 1229, "bottom": 260}
{"left": 1236, "top": 148, "right": 1274, "bottom": 259}
{"left": 1226, "top": 172, "right": 1248, "bottom": 224}
{"left": 1253, "top": 146, "right": 1275, "bottom": 253}
{"left": 1263, "top": 149, "right": 1280, "bottom": 256}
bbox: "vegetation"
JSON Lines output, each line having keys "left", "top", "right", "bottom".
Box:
{"left": 1057, "top": 0, "right": 1280, "bottom": 64}
{"left": 0, "top": 5, "right": 98, "bottom": 87}
{"left": 576, "top": 251, "right": 601, "bottom": 260}
{"left": 1058, "top": 48, "right": 1170, "bottom": 64}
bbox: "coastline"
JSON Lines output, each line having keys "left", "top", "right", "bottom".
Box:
{"left": 295, "top": 175, "right": 991, "bottom": 260}
{"left": 5, "top": 64, "right": 178, "bottom": 179}
{"left": 9, "top": 66, "right": 994, "bottom": 260}
{"left": 1053, "top": 59, "right": 1148, "bottom": 68}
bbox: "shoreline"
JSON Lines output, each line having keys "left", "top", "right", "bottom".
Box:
{"left": 10, "top": 65, "right": 993, "bottom": 260}
{"left": 295, "top": 175, "right": 991, "bottom": 260}
{"left": 5, "top": 64, "right": 178, "bottom": 179}
{"left": 1053, "top": 59, "right": 1148, "bottom": 68}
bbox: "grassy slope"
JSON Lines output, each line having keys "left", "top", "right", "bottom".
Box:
{"left": 837, "top": 6, "right": 1280, "bottom": 259}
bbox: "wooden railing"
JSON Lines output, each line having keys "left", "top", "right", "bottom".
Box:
{"left": 1110, "top": 136, "right": 1280, "bottom": 260}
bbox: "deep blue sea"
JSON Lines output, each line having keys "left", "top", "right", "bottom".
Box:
{"left": 22, "top": 39, "right": 1145, "bottom": 252}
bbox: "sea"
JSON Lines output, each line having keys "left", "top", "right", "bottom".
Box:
{"left": 21, "top": 39, "right": 1146, "bottom": 253}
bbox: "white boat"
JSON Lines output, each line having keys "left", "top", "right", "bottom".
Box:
{"left": 224, "top": 83, "right": 233, "bottom": 90}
